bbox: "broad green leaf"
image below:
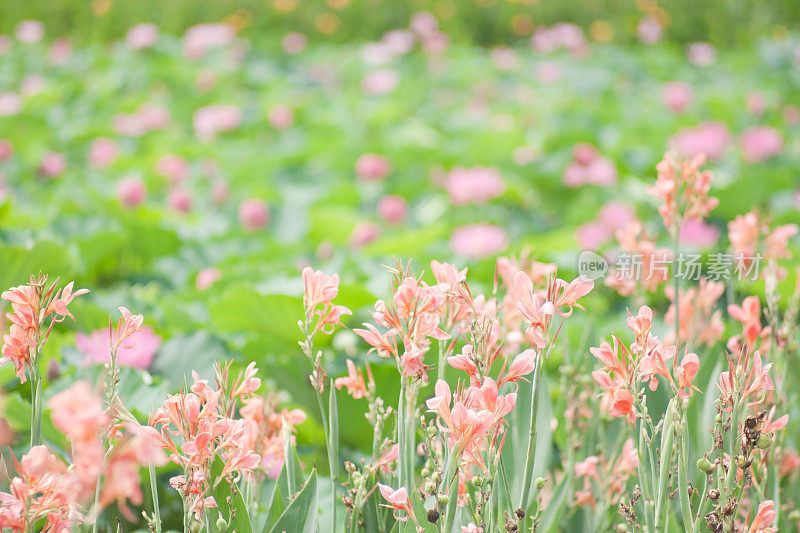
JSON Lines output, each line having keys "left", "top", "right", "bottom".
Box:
{"left": 209, "top": 456, "right": 253, "bottom": 533}
{"left": 269, "top": 469, "right": 318, "bottom": 533}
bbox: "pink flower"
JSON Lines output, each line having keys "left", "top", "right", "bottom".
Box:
{"left": 238, "top": 199, "right": 270, "bottom": 231}
{"left": 592, "top": 370, "right": 636, "bottom": 422}
{"left": 302, "top": 267, "right": 340, "bottom": 309}
{"left": 333, "top": 359, "right": 367, "bottom": 399}
{"left": 783, "top": 105, "right": 800, "bottom": 125}
{"left": 268, "top": 104, "right": 294, "bottom": 130}
{"left": 355, "top": 153, "right": 390, "bottom": 181}
{"left": 282, "top": 32, "right": 306, "bottom": 54}
{"left": 168, "top": 188, "right": 192, "bottom": 213}
{"left": 211, "top": 180, "right": 229, "bottom": 205}
{"left": 676, "top": 352, "right": 700, "bottom": 398}
{"left": 746, "top": 91, "right": 766, "bottom": 116}
{"left": 20, "top": 75, "right": 44, "bottom": 97}
{"left": 39, "top": 151, "right": 65, "bottom": 178}
{"left": 410, "top": 11, "right": 438, "bottom": 39}
{"left": 746, "top": 500, "right": 777, "bottom": 533}
{"left": 661, "top": 82, "right": 693, "bottom": 113}
{"left": 671, "top": 121, "right": 730, "bottom": 160}
{"left": 49, "top": 38, "right": 71, "bottom": 64}
{"left": 350, "top": 221, "right": 380, "bottom": 248}
{"left": 88, "top": 138, "right": 118, "bottom": 168}
{"left": 450, "top": 224, "right": 509, "bottom": 259}
{"left": 362, "top": 69, "right": 399, "bottom": 95}
{"left": 535, "top": 61, "right": 561, "bottom": 84}
{"left": 126, "top": 23, "right": 159, "bottom": 50}
{"left": 377, "top": 484, "right": 415, "bottom": 522}
{"left": 576, "top": 221, "right": 611, "bottom": 250}
{"left": 687, "top": 42, "right": 716, "bottom": 66}
{"left": 15, "top": 20, "right": 43, "bottom": 44}
{"left": 377, "top": 194, "right": 407, "bottom": 224}
{"left": 445, "top": 167, "right": 505, "bottom": 205}
{"left": 195, "top": 267, "right": 222, "bottom": 290}
{"left": 740, "top": 126, "right": 783, "bottom": 163}
{"left": 563, "top": 144, "right": 617, "bottom": 187}
{"left": 183, "top": 23, "right": 235, "bottom": 60}
{"left": 117, "top": 177, "right": 146, "bottom": 207}
{"left": 637, "top": 17, "right": 662, "bottom": 44}
{"left": 0, "top": 139, "right": 13, "bottom": 161}
{"left": 0, "top": 93, "right": 22, "bottom": 117}
{"left": 491, "top": 47, "right": 517, "bottom": 70}
{"left": 156, "top": 154, "right": 189, "bottom": 184}
{"left": 49, "top": 382, "right": 108, "bottom": 443}
{"left": 77, "top": 326, "right": 160, "bottom": 369}
{"left": 678, "top": 219, "right": 719, "bottom": 249}
{"left": 193, "top": 105, "right": 241, "bottom": 141}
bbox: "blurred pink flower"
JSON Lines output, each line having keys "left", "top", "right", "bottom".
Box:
{"left": 420, "top": 32, "right": 449, "bottom": 55}
{"left": 535, "top": 61, "right": 561, "bottom": 84}
{"left": 410, "top": 11, "right": 439, "bottom": 39}
{"left": 350, "top": 221, "right": 380, "bottom": 248}
{"left": 211, "top": 179, "right": 229, "bottom": 205}
{"left": 113, "top": 104, "right": 170, "bottom": 136}
{"left": 268, "top": 105, "right": 294, "bottom": 130}
{"left": 183, "top": 23, "right": 235, "bottom": 60}
{"left": 49, "top": 38, "right": 71, "bottom": 64}
{"left": 783, "top": 105, "right": 800, "bottom": 125}
{"left": 746, "top": 91, "right": 766, "bottom": 116}
{"left": 445, "top": 167, "right": 505, "bottom": 205}
{"left": 117, "top": 177, "right": 146, "bottom": 208}
{"left": 687, "top": 42, "right": 716, "bottom": 66}
{"left": 576, "top": 221, "right": 612, "bottom": 250}
{"left": 637, "top": 17, "right": 662, "bottom": 44}
{"left": 598, "top": 201, "right": 636, "bottom": 230}
{"left": 363, "top": 69, "right": 399, "bottom": 95}
{"left": 168, "top": 188, "right": 192, "bottom": 213}
{"left": 239, "top": 199, "right": 270, "bottom": 231}
{"left": 282, "top": 32, "right": 306, "bottom": 54}
{"left": 0, "top": 36, "right": 11, "bottom": 55}
{"left": 16, "top": 20, "right": 43, "bottom": 44}
{"left": 450, "top": 224, "right": 509, "bottom": 258}
{"left": 356, "top": 153, "right": 390, "bottom": 181}
{"left": 39, "top": 151, "right": 65, "bottom": 178}
{"left": 196, "top": 267, "right": 222, "bottom": 290}
{"left": 377, "top": 194, "right": 408, "bottom": 224}
{"left": 196, "top": 69, "right": 217, "bottom": 92}
{"left": 383, "top": 30, "right": 414, "bottom": 55}
{"left": 0, "top": 139, "right": 13, "bottom": 161}
{"left": 563, "top": 144, "right": 617, "bottom": 186}
{"left": 678, "top": 219, "right": 720, "bottom": 249}
{"left": 670, "top": 121, "right": 730, "bottom": 160}
{"left": 126, "top": 23, "right": 159, "bottom": 50}
{"left": 156, "top": 154, "right": 189, "bottom": 184}
{"left": 740, "top": 126, "right": 783, "bottom": 163}
{"left": 0, "top": 93, "right": 22, "bottom": 116}
{"left": 20, "top": 75, "right": 44, "bottom": 97}
{"left": 661, "top": 82, "right": 693, "bottom": 113}
{"left": 77, "top": 327, "right": 161, "bottom": 370}
{"left": 193, "top": 105, "right": 241, "bottom": 141}
{"left": 532, "top": 23, "right": 586, "bottom": 54}
{"left": 88, "top": 138, "right": 118, "bottom": 169}
{"left": 491, "top": 47, "right": 517, "bottom": 70}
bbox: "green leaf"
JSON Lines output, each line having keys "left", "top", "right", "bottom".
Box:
{"left": 209, "top": 287, "right": 303, "bottom": 349}
{"left": 209, "top": 456, "right": 253, "bottom": 533}
{"left": 269, "top": 468, "right": 318, "bottom": 533}
{"left": 538, "top": 475, "right": 572, "bottom": 533}
{"left": 150, "top": 331, "right": 231, "bottom": 386}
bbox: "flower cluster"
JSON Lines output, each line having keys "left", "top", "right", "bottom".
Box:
{"left": 648, "top": 152, "right": 718, "bottom": 234}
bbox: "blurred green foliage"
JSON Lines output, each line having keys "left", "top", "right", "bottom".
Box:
{"left": 0, "top": 0, "right": 799, "bottom": 47}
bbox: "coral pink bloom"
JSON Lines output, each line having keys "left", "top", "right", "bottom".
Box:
{"left": 513, "top": 271, "right": 552, "bottom": 347}
{"left": 88, "top": 138, "right": 118, "bottom": 168}
{"left": 450, "top": 224, "right": 509, "bottom": 259}
{"left": 268, "top": 104, "right": 294, "bottom": 130}
{"left": 592, "top": 370, "right": 636, "bottom": 422}
{"left": 168, "top": 188, "right": 192, "bottom": 213}
{"left": 117, "top": 177, "right": 146, "bottom": 207}
{"left": 426, "top": 380, "right": 453, "bottom": 427}
{"left": 113, "top": 307, "right": 145, "bottom": 351}
{"left": 48, "top": 382, "right": 108, "bottom": 443}
{"left": 746, "top": 500, "right": 777, "bottom": 533}
{"left": 126, "top": 23, "right": 159, "bottom": 50}
{"left": 498, "top": 349, "right": 537, "bottom": 386}
{"left": 728, "top": 296, "right": 762, "bottom": 346}
{"left": 574, "top": 456, "right": 600, "bottom": 479}
{"left": 445, "top": 167, "right": 505, "bottom": 205}
{"left": 448, "top": 351, "right": 479, "bottom": 381}
{"left": 590, "top": 337, "right": 632, "bottom": 382}
{"left": 77, "top": 326, "right": 160, "bottom": 369}
{"left": 740, "top": 126, "right": 783, "bottom": 163}
{"left": 377, "top": 484, "right": 414, "bottom": 522}
{"left": 449, "top": 402, "right": 493, "bottom": 452}
{"left": 238, "top": 199, "right": 270, "bottom": 231}
{"left": 676, "top": 352, "right": 700, "bottom": 398}
{"left": 462, "top": 523, "right": 483, "bottom": 533}
{"left": 196, "top": 267, "right": 222, "bottom": 290}
{"left": 762, "top": 406, "right": 788, "bottom": 435}
{"left": 613, "top": 439, "right": 639, "bottom": 475}
{"left": 626, "top": 306, "right": 653, "bottom": 340}
{"left": 334, "top": 359, "right": 367, "bottom": 399}
{"left": 302, "top": 267, "right": 340, "bottom": 309}
{"left": 353, "top": 324, "right": 397, "bottom": 358}
{"left": 553, "top": 276, "right": 594, "bottom": 316}
{"left": 355, "top": 153, "right": 390, "bottom": 181}
{"left": 431, "top": 260, "right": 467, "bottom": 292}
{"left": 377, "top": 194, "right": 407, "bottom": 225}
{"left": 662, "top": 81, "right": 693, "bottom": 113}
{"left": 39, "top": 151, "right": 65, "bottom": 178}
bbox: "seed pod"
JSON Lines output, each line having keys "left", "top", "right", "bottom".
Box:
{"left": 708, "top": 489, "right": 720, "bottom": 500}
{"left": 697, "top": 457, "right": 713, "bottom": 473}
{"left": 535, "top": 477, "right": 546, "bottom": 489}
{"left": 426, "top": 509, "right": 440, "bottom": 523}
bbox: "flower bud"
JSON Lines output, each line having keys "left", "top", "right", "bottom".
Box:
{"left": 696, "top": 458, "right": 713, "bottom": 473}
{"left": 736, "top": 455, "right": 748, "bottom": 469}
{"left": 426, "top": 426, "right": 437, "bottom": 438}
{"left": 216, "top": 516, "right": 229, "bottom": 532}
{"left": 474, "top": 476, "right": 484, "bottom": 487}
{"left": 535, "top": 477, "right": 546, "bottom": 489}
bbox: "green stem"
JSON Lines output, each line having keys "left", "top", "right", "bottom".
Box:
{"left": 690, "top": 475, "right": 709, "bottom": 533}
{"left": 30, "top": 371, "right": 42, "bottom": 447}
{"left": 441, "top": 449, "right": 462, "bottom": 533}
{"left": 149, "top": 463, "right": 162, "bottom": 533}
{"left": 397, "top": 379, "right": 415, "bottom": 494}
{"left": 676, "top": 415, "right": 693, "bottom": 531}
{"left": 633, "top": 418, "right": 655, "bottom": 533}
{"left": 654, "top": 403, "right": 675, "bottom": 532}
{"left": 517, "top": 348, "right": 544, "bottom": 526}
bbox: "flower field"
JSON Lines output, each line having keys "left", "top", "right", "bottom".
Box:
{"left": 1, "top": 10, "right": 800, "bottom": 533}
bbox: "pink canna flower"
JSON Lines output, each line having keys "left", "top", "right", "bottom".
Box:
{"left": 238, "top": 199, "right": 270, "bottom": 231}
{"left": 728, "top": 296, "right": 763, "bottom": 347}
{"left": 649, "top": 152, "right": 718, "bottom": 234}
{"left": 334, "top": 359, "right": 367, "bottom": 399}
{"left": 355, "top": 153, "right": 390, "bottom": 181}
{"left": 77, "top": 325, "right": 160, "bottom": 370}
{"left": 740, "top": 126, "right": 783, "bottom": 163}
{"left": 746, "top": 500, "right": 777, "bottom": 533}
{"left": 574, "top": 456, "right": 600, "bottom": 479}
{"left": 377, "top": 484, "right": 416, "bottom": 522}
{"left": 49, "top": 382, "right": 108, "bottom": 444}
{"left": 676, "top": 352, "right": 700, "bottom": 398}
{"left": 662, "top": 81, "right": 693, "bottom": 113}
{"left": 592, "top": 370, "right": 636, "bottom": 422}
{"left": 670, "top": 121, "right": 730, "bottom": 160}
{"left": 498, "top": 349, "right": 537, "bottom": 386}
{"left": 450, "top": 224, "right": 509, "bottom": 259}
{"left": 302, "top": 267, "right": 340, "bottom": 309}
{"left": 117, "top": 177, "right": 146, "bottom": 207}
{"left": 377, "top": 194, "right": 408, "bottom": 224}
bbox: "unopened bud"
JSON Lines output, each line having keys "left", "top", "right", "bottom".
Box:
{"left": 736, "top": 455, "right": 748, "bottom": 469}
{"left": 535, "top": 477, "right": 546, "bottom": 489}
{"left": 696, "top": 458, "right": 713, "bottom": 473}
{"left": 215, "top": 516, "right": 229, "bottom": 531}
